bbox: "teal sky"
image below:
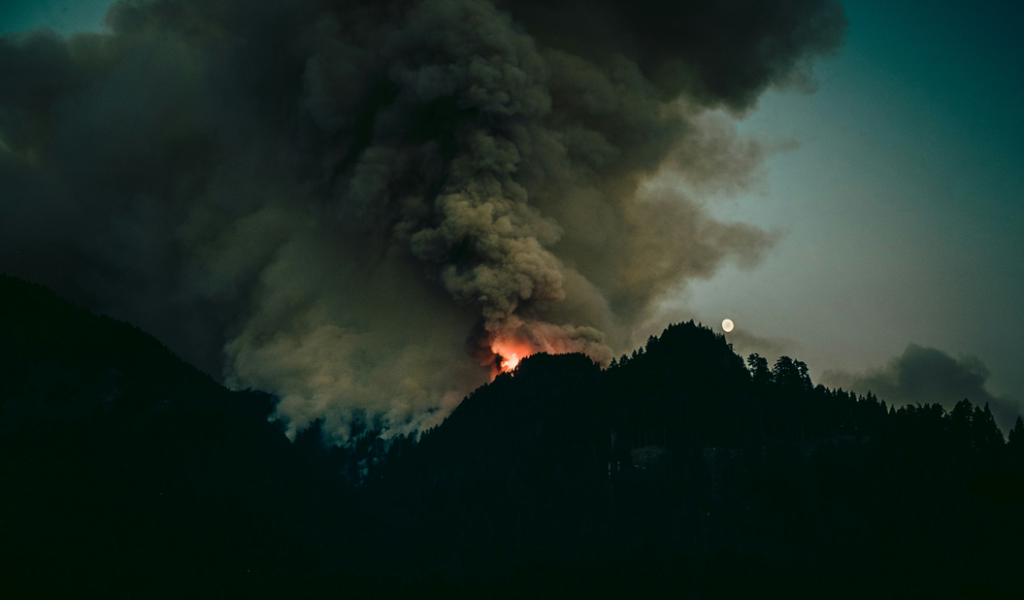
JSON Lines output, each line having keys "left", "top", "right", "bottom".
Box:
{"left": 0, "top": 0, "right": 112, "bottom": 35}
{"left": 682, "top": 0, "right": 1024, "bottom": 399}
{"left": 3, "top": 1, "right": 1021, "bottom": 402}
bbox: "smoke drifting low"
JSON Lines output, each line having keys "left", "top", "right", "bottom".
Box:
{"left": 0, "top": 0, "right": 845, "bottom": 439}
{"left": 823, "top": 344, "right": 1022, "bottom": 433}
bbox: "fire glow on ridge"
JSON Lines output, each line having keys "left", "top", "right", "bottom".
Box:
{"left": 490, "top": 339, "right": 534, "bottom": 375}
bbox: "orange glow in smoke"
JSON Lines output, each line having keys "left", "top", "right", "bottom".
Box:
{"left": 490, "top": 339, "right": 534, "bottom": 376}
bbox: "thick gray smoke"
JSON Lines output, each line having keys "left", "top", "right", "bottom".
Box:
{"left": 0, "top": 0, "right": 846, "bottom": 439}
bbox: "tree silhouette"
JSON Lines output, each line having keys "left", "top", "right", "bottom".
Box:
{"left": 1, "top": 275, "right": 1022, "bottom": 599}
{"left": 747, "top": 353, "right": 772, "bottom": 387}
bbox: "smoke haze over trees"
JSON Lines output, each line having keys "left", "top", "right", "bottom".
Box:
{"left": 823, "top": 343, "right": 1022, "bottom": 434}
{"left": 0, "top": 0, "right": 846, "bottom": 439}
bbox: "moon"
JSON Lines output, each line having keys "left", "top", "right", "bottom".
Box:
{"left": 722, "top": 319, "right": 734, "bottom": 332}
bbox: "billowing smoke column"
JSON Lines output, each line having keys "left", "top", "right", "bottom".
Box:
{"left": 0, "top": 0, "right": 846, "bottom": 439}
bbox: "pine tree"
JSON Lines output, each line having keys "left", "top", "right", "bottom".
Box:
{"left": 971, "top": 403, "right": 1004, "bottom": 452}
{"left": 1008, "top": 416, "right": 1024, "bottom": 469}
{"left": 747, "top": 353, "right": 771, "bottom": 387}
{"left": 1009, "top": 416, "right": 1024, "bottom": 447}
{"left": 950, "top": 398, "right": 975, "bottom": 450}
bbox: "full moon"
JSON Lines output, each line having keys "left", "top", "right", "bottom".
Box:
{"left": 722, "top": 319, "right": 734, "bottom": 332}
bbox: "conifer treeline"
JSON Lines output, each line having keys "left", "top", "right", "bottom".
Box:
{"left": 1, "top": 276, "right": 1022, "bottom": 598}
{"left": 370, "top": 322, "right": 1024, "bottom": 598}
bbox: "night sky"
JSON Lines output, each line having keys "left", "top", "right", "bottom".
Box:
{"left": 2, "top": 0, "right": 1021, "bottom": 433}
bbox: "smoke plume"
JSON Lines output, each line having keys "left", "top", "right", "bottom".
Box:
{"left": 0, "top": 0, "right": 846, "bottom": 439}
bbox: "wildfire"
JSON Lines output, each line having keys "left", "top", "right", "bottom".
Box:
{"left": 501, "top": 353, "right": 520, "bottom": 372}
{"left": 489, "top": 339, "right": 534, "bottom": 376}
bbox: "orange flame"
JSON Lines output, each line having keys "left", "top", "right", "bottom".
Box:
{"left": 501, "top": 352, "right": 520, "bottom": 371}
{"left": 489, "top": 338, "right": 534, "bottom": 376}
{"left": 482, "top": 318, "right": 612, "bottom": 380}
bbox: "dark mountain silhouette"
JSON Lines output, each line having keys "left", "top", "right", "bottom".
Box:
{"left": 0, "top": 275, "right": 367, "bottom": 597}
{"left": 1, "top": 274, "right": 1022, "bottom": 598}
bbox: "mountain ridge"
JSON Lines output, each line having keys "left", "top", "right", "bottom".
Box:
{"left": 1, "top": 274, "right": 1023, "bottom": 598}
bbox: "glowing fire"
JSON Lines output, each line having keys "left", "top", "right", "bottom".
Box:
{"left": 483, "top": 318, "right": 608, "bottom": 379}
{"left": 501, "top": 353, "right": 520, "bottom": 371}
{"left": 490, "top": 339, "right": 534, "bottom": 376}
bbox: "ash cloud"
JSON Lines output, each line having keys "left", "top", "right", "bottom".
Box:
{"left": 0, "top": 0, "right": 846, "bottom": 440}
{"left": 822, "top": 344, "right": 1022, "bottom": 433}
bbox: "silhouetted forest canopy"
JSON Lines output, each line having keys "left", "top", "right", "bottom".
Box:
{"left": 1, "top": 274, "right": 1022, "bottom": 598}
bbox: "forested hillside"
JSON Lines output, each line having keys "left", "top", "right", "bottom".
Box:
{"left": 2, "top": 275, "right": 1022, "bottom": 598}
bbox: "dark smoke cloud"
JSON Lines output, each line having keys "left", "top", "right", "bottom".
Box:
{"left": 822, "top": 344, "right": 1022, "bottom": 433}
{"left": 500, "top": 0, "right": 847, "bottom": 109}
{"left": 0, "top": 0, "right": 845, "bottom": 439}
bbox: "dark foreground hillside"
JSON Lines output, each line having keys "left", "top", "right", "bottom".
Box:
{"left": 1, "top": 275, "right": 1023, "bottom": 598}
{"left": 0, "top": 276, "right": 368, "bottom": 597}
